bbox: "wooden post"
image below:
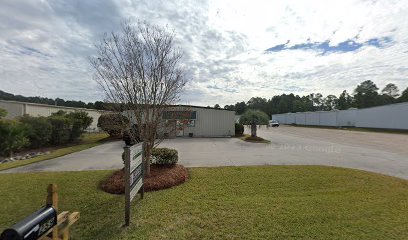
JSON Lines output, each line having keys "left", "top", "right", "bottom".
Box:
{"left": 62, "top": 229, "right": 69, "bottom": 240}
{"left": 141, "top": 143, "right": 145, "bottom": 200}
{"left": 40, "top": 184, "right": 80, "bottom": 240}
{"left": 124, "top": 147, "right": 130, "bottom": 227}
{"left": 46, "top": 184, "right": 58, "bottom": 240}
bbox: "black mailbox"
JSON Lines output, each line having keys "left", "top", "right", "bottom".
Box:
{"left": 1, "top": 205, "right": 57, "bottom": 240}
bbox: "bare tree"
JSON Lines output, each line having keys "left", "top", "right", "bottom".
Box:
{"left": 90, "top": 21, "right": 187, "bottom": 176}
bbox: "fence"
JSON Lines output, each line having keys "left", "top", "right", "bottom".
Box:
{"left": 272, "top": 102, "right": 408, "bottom": 130}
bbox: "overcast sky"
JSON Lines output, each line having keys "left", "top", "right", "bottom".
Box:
{"left": 1, "top": 0, "right": 408, "bottom": 106}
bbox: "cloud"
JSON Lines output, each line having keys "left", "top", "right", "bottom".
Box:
{"left": 265, "top": 36, "right": 393, "bottom": 54}
{"left": 0, "top": 0, "right": 408, "bottom": 106}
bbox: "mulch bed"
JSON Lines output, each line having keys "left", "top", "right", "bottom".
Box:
{"left": 100, "top": 164, "right": 188, "bottom": 194}
{"left": 245, "top": 136, "right": 266, "bottom": 141}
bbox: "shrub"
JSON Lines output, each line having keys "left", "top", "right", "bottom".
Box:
{"left": 47, "top": 111, "right": 92, "bottom": 145}
{"left": 66, "top": 112, "right": 93, "bottom": 141}
{"left": 98, "top": 113, "right": 129, "bottom": 136}
{"left": 0, "top": 120, "right": 28, "bottom": 157}
{"left": 0, "top": 108, "right": 7, "bottom": 119}
{"left": 70, "top": 119, "right": 84, "bottom": 141}
{"left": 48, "top": 115, "right": 73, "bottom": 145}
{"left": 19, "top": 115, "right": 52, "bottom": 148}
{"left": 235, "top": 123, "right": 244, "bottom": 136}
{"left": 152, "top": 148, "right": 178, "bottom": 165}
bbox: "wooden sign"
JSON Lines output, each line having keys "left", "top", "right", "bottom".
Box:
{"left": 124, "top": 142, "right": 144, "bottom": 226}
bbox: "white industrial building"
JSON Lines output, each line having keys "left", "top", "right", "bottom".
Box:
{"left": 272, "top": 102, "right": 408, "bottom": 130}
{"left": 0, "top": 100, "right": 105, "bottom": 131}
{"left": 124, "top": 105, "right": 235, "bottom": 138}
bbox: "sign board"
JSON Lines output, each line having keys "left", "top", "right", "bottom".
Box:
{"left": 124, "top": 142, "right": 144, "bottom": 226}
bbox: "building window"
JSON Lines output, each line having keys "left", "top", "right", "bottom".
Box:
{"left": 163, "top": 111, "right": 197, "bottom": 120}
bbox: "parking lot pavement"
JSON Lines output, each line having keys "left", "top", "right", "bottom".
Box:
{"left": 3, "top": 125, "right": 408, "bottom": 180}
{"left": 160, "top": 126, "right": 408, "bottom": 180}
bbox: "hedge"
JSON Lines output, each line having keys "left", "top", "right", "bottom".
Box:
{"left": 97, "top": 113, "right": 129, "bottom": 136}
{"left": 235, "top": 123, "right": 244, "bottom": 136}
{"left": 0, "top": 120, "right": 28, "bottom": 157}
{"left": 19, "top": 115, "right": 52, "bottom": 148}
{"left": 121, "top": 147, "right": 178, "bottom": 166}
{"left": 0, "top": 109, "right": 93, "bottom": 157}
{"left": 152, "top": 148, "right": 178, "bottom": 165}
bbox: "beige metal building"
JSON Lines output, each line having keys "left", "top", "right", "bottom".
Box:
{"left": 124, "top": 105, "right": 235, "bottom": 138}
{"left": 169, "top": 106, "right": 235, "bottom": 137}
{"left": 0, "top": 100, "right": 105, "bottom": 131}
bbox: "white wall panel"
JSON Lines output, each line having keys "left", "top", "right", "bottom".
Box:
{"left": 295, "top": 112, "right": 306, "bottom": 125}
{"left": 337, "top": 109, "right": 357, "bottom": 126}
{"left": 305, "top": 112, "right": 319, "bottom": 125}
{"left": 356, "top": 103, "right": 408, "bottom": 129}
{"left": 319, "top": 111, "right": 337, "bottom": 126}
{"left": 269, "top": 103, "right": 408, "bottom": 129}
{"left": 279, "top": 114, "right": 286, "bottom": 124}
{"left": 286, "top": 113, "right": 296, "bottom": 124}
{"left": 272, "top": 114, "right": 286, "bottom": 124}
{"left": 0, "top": 100, "right": 24, "bottom": 119}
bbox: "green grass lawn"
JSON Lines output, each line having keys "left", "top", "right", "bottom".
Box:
{"left": 0, "top": 166, "right": 407, "bottom": 239}
{"left": 0, "top": 133, "right": 109, "bottom": 171}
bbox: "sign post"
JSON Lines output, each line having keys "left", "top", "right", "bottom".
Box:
{"left": 124, "top": 142, "right": 144, "bottom": 227}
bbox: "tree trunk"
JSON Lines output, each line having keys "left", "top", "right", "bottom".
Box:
{"left": 251, "top": 123, "right": 257, "bottom": 137}
{"left": 144, "top": 142, "right": 151, "bottom": 177}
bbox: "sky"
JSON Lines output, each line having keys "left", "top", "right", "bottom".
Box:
{"left": 1, "top": 0, "right": 408, "bottom": 106}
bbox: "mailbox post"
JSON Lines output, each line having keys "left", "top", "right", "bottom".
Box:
{"left": 0, "top": 206, "right": 57, "bottom": 240}
{"left": 0, "top": 184, "right": 80, "bottom": 240}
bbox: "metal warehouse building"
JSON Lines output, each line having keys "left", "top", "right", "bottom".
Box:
{"left": 272, "top": 102, "right": 408, "bottom": 130}
{"left": 124, "top": 105, "right": 235, "bottom": 138}
{"left": 0, "top": 100, "right": 105, "bottom": 131}
{"left": 172, "top": 106, "right": 235, "bottom": 137}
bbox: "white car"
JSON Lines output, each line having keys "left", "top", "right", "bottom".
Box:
{"left": 269, "top": 120, "right": 280, "bottom": 127}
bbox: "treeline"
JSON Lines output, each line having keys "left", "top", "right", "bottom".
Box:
{"left": 223, "top": 80, "right": 408, "bottom": 116}
{"left": 0, "top": 90, "right": 107, "bottom": 110}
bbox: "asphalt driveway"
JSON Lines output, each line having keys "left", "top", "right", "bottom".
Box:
{"left": 3, "top": 126, "right": 408, "bottom": 180}
{"left": 1, "top": 141, "right": 125, "bottom": 173}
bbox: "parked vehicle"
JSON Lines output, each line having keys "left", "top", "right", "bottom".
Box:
{"left": 269, "top": 120, "right": 280, "bottom": 127}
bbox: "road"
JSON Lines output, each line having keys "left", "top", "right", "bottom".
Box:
{"left": 3, "top": 126, "right": 408, "bottom": 179}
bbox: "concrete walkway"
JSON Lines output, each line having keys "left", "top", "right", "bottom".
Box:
{"left": 2, "top": 126, "right": 408, "bottom": 180}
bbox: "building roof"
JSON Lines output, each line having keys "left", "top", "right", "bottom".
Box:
{"left": 169, "top": 104, "right": 235, "bottom": 112}
{"left": 0, "top": 99, "right": 106, "bottom": 112}
{"left": 0, "top": 99, "right": 235, "bottom": 113}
